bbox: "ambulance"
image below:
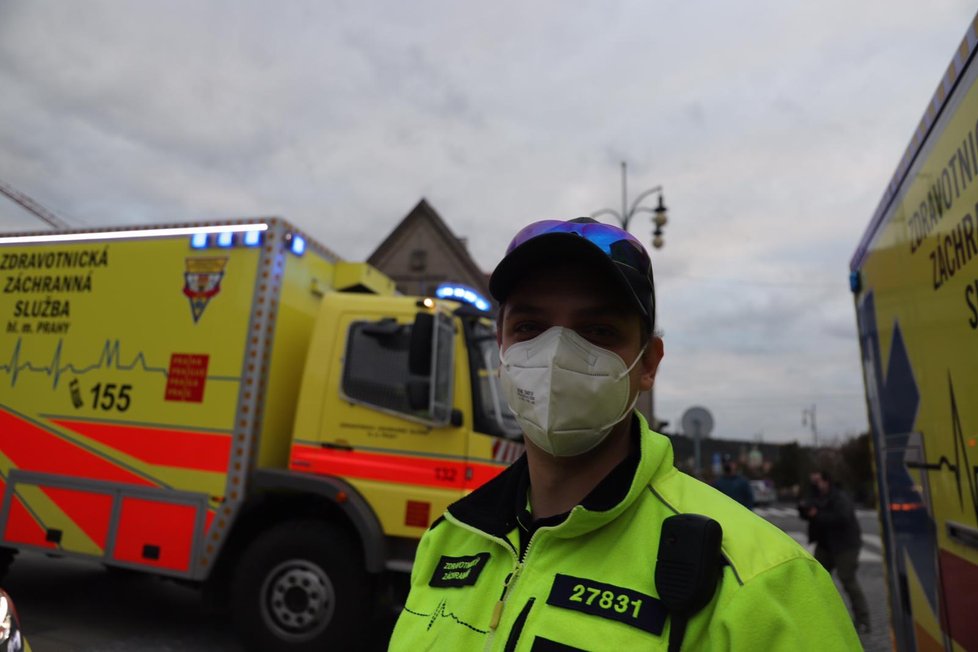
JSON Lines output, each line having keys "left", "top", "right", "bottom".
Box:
{"left": 851, "top": 12, "right": 978, "bottom": 651}
{"left": 0, "top": 218, "right": 522, "bottom": 650}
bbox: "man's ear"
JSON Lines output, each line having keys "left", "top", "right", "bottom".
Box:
{"left": 638, "top": 336, "right": 664, "bottom": 392}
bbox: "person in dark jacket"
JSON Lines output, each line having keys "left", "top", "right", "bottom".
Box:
{"left": 713, "top": 459, "right": 754, "bottom": 509}
{"left": 800, "top": 470, "right": 870, "bottom": 633}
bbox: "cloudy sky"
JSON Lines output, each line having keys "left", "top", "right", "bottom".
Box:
{"left": 1, "top": 1, "right": 974, "bottom": 444}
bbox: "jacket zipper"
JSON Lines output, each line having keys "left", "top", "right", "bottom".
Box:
{"left": 443, "top": 510, "right": 570, "bottom": 650}
{"left": 490, "top": 564, "right": 523, "bottom": 629}
{"left": 484, "top": 523, "right": 553, "bottom": 650}
{"left": 442, "top": 512, "right": 521, "bottom": 651}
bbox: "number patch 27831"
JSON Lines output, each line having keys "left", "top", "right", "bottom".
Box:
{"left": 569, "top": 583, "right": 643, "bottom": 618}
{"left": 546, "top": 574, "right": 667, "bottom": 635}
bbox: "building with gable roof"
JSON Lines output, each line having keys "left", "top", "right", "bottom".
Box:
{"left": 367, "top": 199, "right": 490, "bottom": 301}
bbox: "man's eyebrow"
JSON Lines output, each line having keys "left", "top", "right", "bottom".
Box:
{"left": 569, "top": 303, "right": 634, "bottom": 319}
{"left": 503, "top": 303, "right": 545, "bottom": 318}
{"left": 504, "top": 302, "right": 633, "bottom": 319}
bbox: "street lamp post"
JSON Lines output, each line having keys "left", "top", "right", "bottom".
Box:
{"left": 591, "top": 161, "right": 669, "bottom": 430}
{"left": 590, "top": 161, "right": 668, "bottom": 249}
{"left": 802, "top": 405, "right": 818, "bottom": 448}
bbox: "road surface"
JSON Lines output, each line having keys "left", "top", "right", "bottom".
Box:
{"left": 4, "top": 504, "right": 889, "bottom": 651}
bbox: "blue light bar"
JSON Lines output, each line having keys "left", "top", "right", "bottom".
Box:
{"left": 290, "top": 234, "right": 306, "bottom": 256}
{"left": 216, "top": 231, "right": 234, "bottom": 248}
{"left": 190, "top": 233, "right": 209, "bottom": 249}
{"left": 243, "top": 230, "right": 262, "bottom": 247}
{"left": 435, "top": 283, "right": 491, "bottom": 312}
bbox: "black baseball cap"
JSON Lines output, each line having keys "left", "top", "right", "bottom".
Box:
{"left": 489, "top": 218, "right": 655, "bottom": 331}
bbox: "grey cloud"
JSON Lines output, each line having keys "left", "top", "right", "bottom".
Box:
{"left": 2, "top": 0, "right": 975, "bottom": 440}
{"left": 683, "top": 103, "right": 706, "bottom": 127}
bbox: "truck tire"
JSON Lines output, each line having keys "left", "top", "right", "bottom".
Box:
{"left": 231, "top": 520, "right": 371, "bottom": 651}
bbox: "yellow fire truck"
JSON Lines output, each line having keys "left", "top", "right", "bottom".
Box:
{"left": 0, "top": 219, "right": 522, "bottom": 650}
{"left": 851, "top": 11, "right": 978, "bottom": 652}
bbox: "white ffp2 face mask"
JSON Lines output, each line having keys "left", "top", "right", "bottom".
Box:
{"left": 499, "top": 326, "right": 645, "bottom": 457}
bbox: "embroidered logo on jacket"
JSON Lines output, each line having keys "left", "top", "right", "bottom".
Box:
{"left": 429, "top": 552, "right": 491, "bottom": 588}
{"left": 546, "top": 574, "right": 667, "bottom": 635}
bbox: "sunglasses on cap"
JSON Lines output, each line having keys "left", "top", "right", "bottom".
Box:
{"left": 505, "top": 219, "right": 652, "bottom": 278}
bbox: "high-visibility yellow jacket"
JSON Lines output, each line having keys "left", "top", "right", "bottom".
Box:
{"left": 389, "top": 415, "right": 861, "bottom": 651}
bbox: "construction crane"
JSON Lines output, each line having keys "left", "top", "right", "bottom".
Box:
{"left": 0, "top": 179, "right": 71, "bottom": 229}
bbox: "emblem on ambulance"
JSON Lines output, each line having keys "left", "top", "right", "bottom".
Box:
{"left": 183, "top": 257, "right": 228, "bottom": 323}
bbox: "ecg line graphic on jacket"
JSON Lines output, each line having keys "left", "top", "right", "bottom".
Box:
{"left": 402, "top": 599, "right": 489, "bottom": 634}
{"left": 0, "top": 337, "right": 240, "bottom": 389}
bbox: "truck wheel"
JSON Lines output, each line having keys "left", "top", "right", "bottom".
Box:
{"left": 231, "top": 520, "right": 370, "bottom": 651}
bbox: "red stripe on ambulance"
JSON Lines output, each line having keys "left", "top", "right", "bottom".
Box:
{"left": 52, "top": 419, "right": 232, "bottom": 473}
{"left": 0, "top": 408, "right": 155, "bottom": 487}
{"left": 289, "top": 444, "right": 507, "bottom": 490}
{"left": 3, "top": 496, "right": 56, "bottom": 549}
{"left": 40, "top": 486, "right": 114, "bottom": 551}
{"left": 112, "top": 497, "right": 197, "bottom": 573}
{"left": 939, "top": 549, "right": 978, "bottom": 650}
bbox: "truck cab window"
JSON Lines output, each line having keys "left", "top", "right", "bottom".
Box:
{"left": 342, "top": 320, "right": 413, "bottom": 413}
{"left": 342, "top": 315, "right": 455, "bottom": 425}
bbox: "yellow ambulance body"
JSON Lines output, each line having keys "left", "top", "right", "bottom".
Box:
{"left": 0, "top": 218, "right": 521, "bottom": 650}
{"left": 852, "top": 14, "right": 978, "bottom": 652}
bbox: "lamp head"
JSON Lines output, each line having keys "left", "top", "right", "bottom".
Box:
{"left": 653, "top": 194, "right": 668, "bottom": 228}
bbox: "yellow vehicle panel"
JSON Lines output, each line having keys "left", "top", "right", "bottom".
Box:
{"left": 853, "top": 17, "right": 978, "bottom": 651}
{"left": 291, "top": 295, "right": 517, "bottom": 538}
{"left": 0, "top": 220, "right": 344, "bottom": 577}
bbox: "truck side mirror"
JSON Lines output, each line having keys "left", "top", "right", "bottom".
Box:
{"left": 408, "top": 313, "right": 434, "bottom": 376}
{"left": 407, "top": 313, "right": 434, "bottom": 411}
{"left": 406, "top": 378, "right": 429, "bottom": 411}
{"left": 406, "top": 312, "right": 455, "bottom": 424}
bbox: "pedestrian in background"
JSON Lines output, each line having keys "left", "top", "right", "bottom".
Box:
{"left": 713, "top": 458, "right": 754, "bottom": 510}
{"left": 800, "top": 470, "right": 871, "bottom": 634}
